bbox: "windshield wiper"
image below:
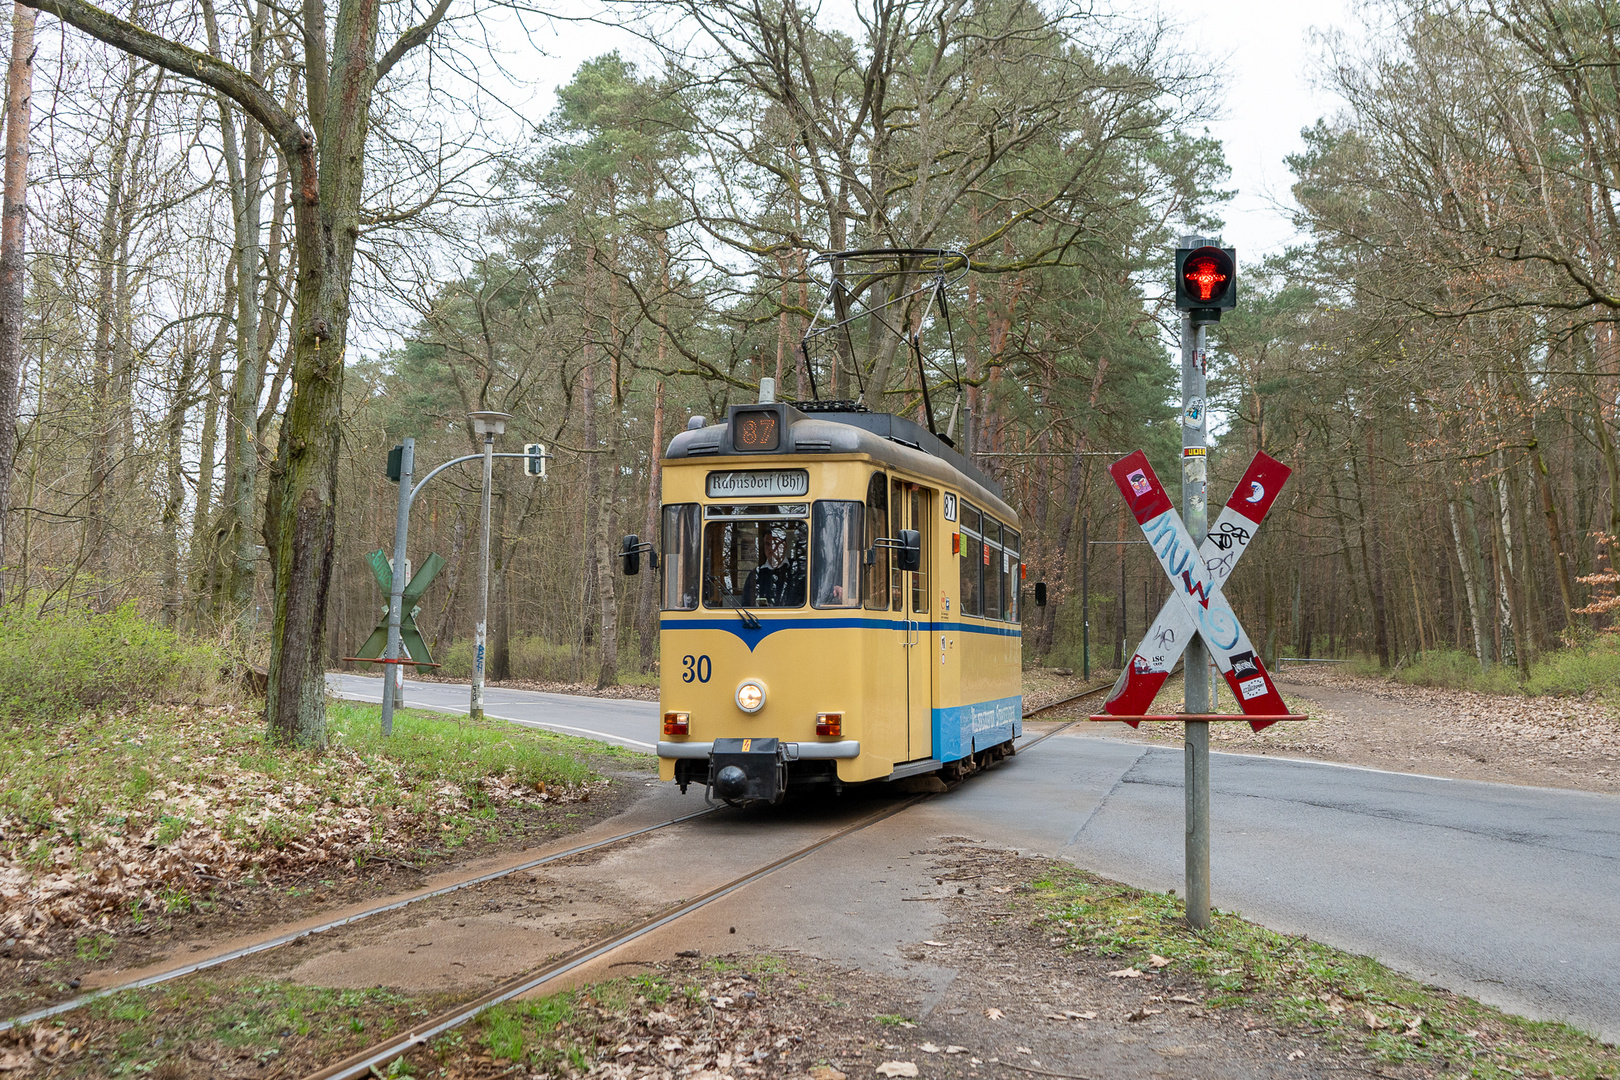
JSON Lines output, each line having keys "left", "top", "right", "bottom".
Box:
{"left": 705, "top": 570, "right": 762, "bottom": 628}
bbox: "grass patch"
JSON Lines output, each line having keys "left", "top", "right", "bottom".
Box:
{"left": 471, "top": 975, "right": 688, "bottom": 1072}
{"left": 326, "top": 700, "right": 647, "bottom": 789}
{"left": 1393, "top": 649, "right": 1522, "bottom": 694}
{"left": 1525, "top": 635, "right": 1620, "bottom": 697}
{"left": 1030, "top": 867, "right": 1619, "bottom": 1078}
{"left": 7, "top": 978, "right": 451, "bottom": 1075}
{"left": 0, "top": 603, "right": 227, "bottom": 721}
{"left": 1351, "top": 637, "right": 1620, "bottom": 701}
{"left": 0, "top": 701, "right": 634, "bottom": 935}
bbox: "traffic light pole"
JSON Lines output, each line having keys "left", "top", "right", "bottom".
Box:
{"left": 1182, "top": 311, "right": 1212, "bottom": 930}
{"left": 381, "top": 438, "right": 415, "bottom": 737}
{"left": 1179, "top": 232, "right": 1216, "bottom": 930}
{"left": 373, "top": 448, "right": 542, "bottom": 735}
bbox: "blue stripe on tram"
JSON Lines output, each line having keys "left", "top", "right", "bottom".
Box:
{"left": 932, "top": 694, "right": 1024, "bottom": 762}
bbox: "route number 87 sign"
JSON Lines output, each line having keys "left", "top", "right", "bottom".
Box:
{"left": 1103, "top": 450, "right": 1294, "bottom": 731}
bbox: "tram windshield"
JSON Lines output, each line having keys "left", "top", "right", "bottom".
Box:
{"left": 703, "top": 509, "right": 809, "bottom": 609}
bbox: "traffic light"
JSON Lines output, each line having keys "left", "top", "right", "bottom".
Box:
{"left": 524, "top": 443, "right": 547, "bottom": 478}
{"left": 1175, "top": 245, "right": 1237, "bottom": 321}
{"left": 386, "top": 445, "right": 404, "bottom": 483}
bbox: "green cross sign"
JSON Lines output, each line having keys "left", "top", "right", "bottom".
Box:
{"left": 354, "top": 549, "right": 446, "bottom": 672}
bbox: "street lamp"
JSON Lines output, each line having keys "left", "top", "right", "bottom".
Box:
{"left": 468, "top": 410, "right": 511, "bottom": 720}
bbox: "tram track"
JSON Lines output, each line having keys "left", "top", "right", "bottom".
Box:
{"left": 0, "top": 808, "right": 720, "bottom": 1035}
{"left": 0, "top": 682, "right": 1115, "bottom": 1053}
{"left": 1022, "top": 679, "right": 1115, "bottom": 719}
{"left": 305, "top": 689, "right": 1116, "bottom": 1080}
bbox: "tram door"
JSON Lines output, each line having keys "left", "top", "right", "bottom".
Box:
{"left": 892, "top": 480, "right": 933, "bottom": 761}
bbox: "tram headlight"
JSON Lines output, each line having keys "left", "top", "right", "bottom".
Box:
{"left": 735, "top": 679, "right": 766, "bottom": 714}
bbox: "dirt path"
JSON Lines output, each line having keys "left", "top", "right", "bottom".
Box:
{"left": 1052, "top": 666, "right": 1620, "bottom": 795}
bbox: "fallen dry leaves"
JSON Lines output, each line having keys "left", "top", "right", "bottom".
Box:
{"left": 0, "top": 704, "right": 605, "bottom": 953}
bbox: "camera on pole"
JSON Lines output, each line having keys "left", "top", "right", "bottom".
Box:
{"left": 1175, "top": 245, "right": 1238, "bottom": 324}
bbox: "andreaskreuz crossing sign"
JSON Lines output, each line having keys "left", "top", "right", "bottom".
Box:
{"left": 1100, "top": 449, "right": 1296, "bottom": 731}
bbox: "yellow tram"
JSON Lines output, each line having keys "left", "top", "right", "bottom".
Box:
{"left": 623, "top": 398, "right": 1026, "bottom": 803}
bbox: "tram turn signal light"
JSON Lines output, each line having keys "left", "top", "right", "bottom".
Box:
{"left": 952, "top": 532, "right": 960, "bottom": 555}
{"left": 817, "top": 712, "right": 843, "bottom": 737}
{"left": 662, "top": 711, "right": 689, "bottom": 736}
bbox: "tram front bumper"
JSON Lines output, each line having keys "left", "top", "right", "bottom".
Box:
{"left": 659, "top": 739, "right": 861, "bottom": 802}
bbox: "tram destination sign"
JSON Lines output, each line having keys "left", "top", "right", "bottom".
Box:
{"left": 707, "top": 469, "right": 810, "bottom": 499}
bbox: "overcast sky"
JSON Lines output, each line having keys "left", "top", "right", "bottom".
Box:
{"left": 516, "top": 0, "right": 1354, "bottom": 262}
{"left": 1151, "top": 0, "right": 1354, "bottom": 258}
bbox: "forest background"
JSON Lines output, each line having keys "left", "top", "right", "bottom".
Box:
{"left": 2, "top": 0, "right": 1619, "bottom": 744}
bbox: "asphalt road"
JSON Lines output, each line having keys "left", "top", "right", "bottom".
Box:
{"left": 933, "top": 734, "right": 1620, "bottom": 1042}
{"left": 322, "top": 674, "right": 1620, "bottom": 1041}
{"left": 324, "top": 672, "right": 659, "bottom": 751}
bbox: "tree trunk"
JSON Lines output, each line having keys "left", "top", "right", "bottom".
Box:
{"left": 87, "top": 68, "right": 142, "bottom": 602}
{"left": 188, "top": 278, "right": 232, "bottom": 625}
{"left": 0, "top": 2, "right": 33, "bottom": 604}
{"left": 636, "top": 380, "right": 664, "bottom": 670}
{"left": 596, "top": 376, "right": 624, "bottom": 689}
{"left": 203, "top": 0, "right": 267, "bottom": 634}
{"left": 1530, "top": 439, "right": 1578, "bottom": 633}
{"left": 579, "top": 354, "right": 599, "bottom": 676}
{"left": 1492, "top": 465, "right": 1530, "bottom": 678}
{"left": 262, "top": 13, "right": 380, "bottom": 746}
{"left": 1449, "top": 493, "right": 1493, "bottom": 669}
{"left": 159, "top": 349, "right": 196, "bottom": 627}
{"left": 27, "top": 0, "right": 455, "bottom": 748}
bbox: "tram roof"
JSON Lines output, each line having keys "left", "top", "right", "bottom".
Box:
{"left": 665, "top": 403, "right": 1017, "bottom": 524}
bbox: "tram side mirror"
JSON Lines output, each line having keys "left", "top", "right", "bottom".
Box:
{"left": 621, "top": 535, "right": 658, "bottom": 576}
{"left": 864, "top": 546, "right": 877, "bottom": 566}
{"left": 897, "top": 529, "right": 921, "bottom": 572}
{"left": 1034, "top": 582, "right": 1048, "bottom": 607}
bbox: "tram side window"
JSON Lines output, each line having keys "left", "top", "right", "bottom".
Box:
{"left": 960, "top": 503, "right": 982, "bottom": 617}
{"left": 982, "top": 517, "right": 1002, "bottom": 621}
{"left": 864, "top": 472, "right": 889, "bottom": 610}
{"left": 890, "top": 477, "right": 905, "bottom": 611}
{"left": 812, "top": 501, "right": 863, "bottom": 608}
{"left": 1004, "top": 527, "right": 1021, "bottom": 623}
{"left": 910, "top": 486, "right": 929, "bottom": 614}
{"left": 660, "top": 503, "right": 700, "bottom": 611}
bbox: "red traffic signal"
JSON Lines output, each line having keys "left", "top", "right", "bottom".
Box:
{"left": 1175, "top": 246, "right": 1237, "bottom": 314}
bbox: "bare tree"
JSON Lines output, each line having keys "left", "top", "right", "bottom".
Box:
{"left": 20, "top": 0, "right": 456, "bottom": 743}
{"left": 0, "top": 2, "right": 33, "bottom": 603}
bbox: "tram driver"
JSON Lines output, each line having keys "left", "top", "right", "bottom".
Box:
{"left": 744, "top": 528, "right": 806, "bottom": 607}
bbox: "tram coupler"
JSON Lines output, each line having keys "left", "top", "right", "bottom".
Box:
{"left": 708, "top": 737, "right": 787, "bottom": 805}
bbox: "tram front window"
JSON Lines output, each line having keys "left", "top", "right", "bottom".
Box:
{"left": 703, "top": 517, "right": 809, "bottom": 608}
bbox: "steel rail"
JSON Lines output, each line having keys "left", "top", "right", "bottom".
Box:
{"left": 0, "top": 808, "right": 719, "bottom": 1034}
{"left": 1, "top": 683, "right": 1109, "bottom": 1039}
{"left": 302, "top": 698, "right": 1114, "bottom": 1079}
{"left": 298, "top": 796, "right": 928, "bottom": 1080}
{"left": 1022, "top": 680, "right": 1116, "bottom": 720}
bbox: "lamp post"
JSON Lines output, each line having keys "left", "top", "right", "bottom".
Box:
{"left": 468, "top": 410, "right": 511, "bottom": 720}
